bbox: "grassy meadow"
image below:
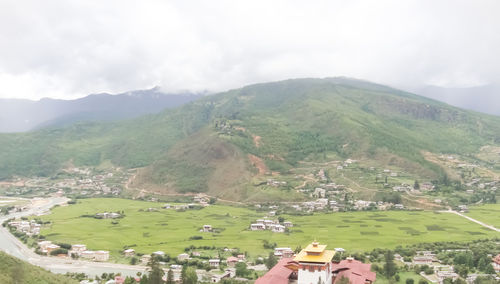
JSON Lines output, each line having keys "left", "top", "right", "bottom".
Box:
{"left": 465, "top": 203, "right": 500, "bottom": 228}
{"left": 38, "top": 198, "right": 499, "bottom": 260}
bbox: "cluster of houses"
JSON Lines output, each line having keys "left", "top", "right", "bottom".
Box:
{"left": 250, "top": 218, "right": 293, "bottom": 233}
{"left": 7, "top": 219, "right": 41, "bottom": 236}
{"left": 394, "top": 251, "right": 500, "bottom": 283}
{"left": 37, "top": 241, "right": 110, "bottom": 261}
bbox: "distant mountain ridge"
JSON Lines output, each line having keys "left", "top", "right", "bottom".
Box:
{"left": 0, "top": 87, "right": 202, "bottom": 132}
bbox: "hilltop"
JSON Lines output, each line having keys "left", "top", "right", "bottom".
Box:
{"left": 1, "top": 78, "right": 500, "bottom": 202}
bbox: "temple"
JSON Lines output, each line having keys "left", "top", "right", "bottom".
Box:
{"left": 256, "top": 241, "right": 376, "bottom": 284}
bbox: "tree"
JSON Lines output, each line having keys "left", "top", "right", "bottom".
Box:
{"left": 147, "top": 257, "right": 164, "bottom": 284}
{"left": 266, "top": 252, "right": 277, "bottom": 270}
{"left": 414, "top": 180, "right": 420, "bottom": 190}
{"left": 418, "top": 280, "right": 428, "bottom": 284}
{"left": 483, "top": 263, "right": 495, "bottom": 274}
{"left": 166, "top": 269, "right": 174, "bottom": 284}
{"left": 182, "top": 267, "right": 197, "bottom": 284}
{"left": 406, "top": 278, "right": 414, "bottom": 284}
{"left": 235, "top": 262, "right": 249, "bottom": 277}
{"left": 383, "top": 251, "right": 397, "bottom": 278}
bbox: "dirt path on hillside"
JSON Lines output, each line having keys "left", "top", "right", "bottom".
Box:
{"left": 252, "top": 135, "right": 262, "bottom": 148}
{"left": 248, "top": 154, "right": 268, "bottom": 175}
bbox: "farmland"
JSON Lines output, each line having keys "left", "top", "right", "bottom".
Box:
{"left": 37, "top": 198, "right": 499, "bottom": 260}
{"left": 465, "top": 203, "right": 500, "bottom": 228}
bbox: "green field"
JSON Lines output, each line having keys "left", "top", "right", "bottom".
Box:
{"left": 38, "top": 198, "right": 499, "bottom": 260}
{"left": 465, "top": 203, "right": 500, "bottom": 228}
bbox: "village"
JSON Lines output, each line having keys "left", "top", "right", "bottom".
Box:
{"left": 0, "top": 166, "right": 132, "bottom": 200}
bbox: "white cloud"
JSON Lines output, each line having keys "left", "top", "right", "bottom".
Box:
{"left": 0, "top": 0, "right": 499, "bottom": 99}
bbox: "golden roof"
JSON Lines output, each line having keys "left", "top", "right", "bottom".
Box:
{"left": 293, "top": 241, "right": 335, "bottom": 263}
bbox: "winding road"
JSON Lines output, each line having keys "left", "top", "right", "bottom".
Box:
{"left": 0, "top": 196, "right": 146, "bottom": 277}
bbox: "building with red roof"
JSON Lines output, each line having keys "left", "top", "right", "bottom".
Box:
{"left": 331, "top": 258, "right": 376, "bottom": 284}
{"left": 256, "top": 242, "right": 376, "bottom": 284}
{"left": 255, "top": 257, "right": 297, "bottom": 284}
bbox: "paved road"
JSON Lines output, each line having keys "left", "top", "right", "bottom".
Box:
{"left": 439, "top": 209, "right": 500, "bottom": 233}
{"left": 0, "top": 196, "right": 147, "bottom": 277}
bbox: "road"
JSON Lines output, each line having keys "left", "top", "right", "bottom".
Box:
{"left": 439, "top": 209, "right": 500, "bottom": 233}
{"left": 0, "top": 196, "right": 147, "bottom": 277}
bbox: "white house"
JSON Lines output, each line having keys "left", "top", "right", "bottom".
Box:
{"left": 94, "top": 250, "right": 110, "bottom": 262}
{"left": 250, "top": 223, "right": 265, "bottom": 230}
{"left": 209, "top": 259, "right": 221, "bottom": 268}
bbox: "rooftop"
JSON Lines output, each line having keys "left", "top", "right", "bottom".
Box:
{"left": 294, "top": 241, "right": 335, "bottom": 263}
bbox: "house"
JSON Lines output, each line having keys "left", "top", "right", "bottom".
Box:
{"left": 46, "top": 244, "right": 61, "bottom": 255}
{"left": 493, "top": 254, "right": 500, "bottom": 272}
{"left": 38, "top": 240, "right": 53, "bottom": 253}
{"left": 71, "top": 244, "right": 87, "bottom": 252}
{"left": 209, "top": 259, "right": 221, "bottom": 268}
{"left": 275, "top": 248, "right": 294, "bottom": 259}
{"left": 153, "top": 251, "right": 165, "bottom": 257}
{"left": 94, "top": 250, "right": 110, "bottom": 262}
{"left": 394, "top": 204, "right": 404, "bottom": 210}
{"left": 192, "top": 251, "right": 201, "bottom": 257}
{"left": 226, "top": 256, "right": 239, "bottom": 267}
{"left": 251, "top": 223, "right": 266, "bottom": 230}
{"left": 271, "top": 224, "right": 286, "bottom": 233}
{"left": 413, "top": 256, "right": 433, "bottom": 265}
{"left": 123, "top": 249, "right": 135, "bottom": 257}
{"left": 141, "top": 254, "right": 151, "bottom": 264}
{"left": 436, "top": 270, "right": 459, "bottom": 282}
{"left": 203, "top": 225, "right": 213, "bottom": 232}
{"left": 163, "top": 204, "right": 171, "bottom": 209}
{"left": 283, "top": 221, "right": 293, "bottom": 228}
{"left": 269, "top": 211, "right": 276, "bottom": 217}
{"left": 237, "top": 254, "right": 246, "bottom": 261}
{"left": 81, "top": 251, "right": 96, "bottom": 260}
{"left": 178, "top": 253, "right": 190, "bottom": 261}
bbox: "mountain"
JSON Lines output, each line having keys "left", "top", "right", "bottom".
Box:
{"left": 410, "top": 84, "right": 500, "bottom": 116}
{"left": 1, "top": 78, "right": 500, "bottom": 201}
{"left": 0, "top": 251, "right": 77, "bottom": 283}
{"left": 0, "top": 87, "right": 202, "bottom": 132}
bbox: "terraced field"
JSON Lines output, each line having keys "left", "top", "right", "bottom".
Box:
{"left": 37, "top": 198, "right": 499, "bottom": 260}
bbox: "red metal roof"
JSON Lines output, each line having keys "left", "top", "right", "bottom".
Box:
{"left": 332, "top": 259, "right": 376, "bottom": 284}
{"left": 255, "top": 258, "right": 294, "bottom": 284}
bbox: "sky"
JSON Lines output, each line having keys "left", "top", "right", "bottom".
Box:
{"left": 0, "top": 0, "right": 499, "bottom": 100}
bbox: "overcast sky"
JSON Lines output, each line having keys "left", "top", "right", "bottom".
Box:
{"left": 0, "top": 0, "right": 499, "bottom": 100}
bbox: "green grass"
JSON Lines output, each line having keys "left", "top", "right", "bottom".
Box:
{"left": 37, "top": 198, "right": 500, "bottom": 260}
{"left": 465, "top": 203, "right": 500, "bottom": 228}
{"left": 375, "top": 271, "right": 427, "bottom": 284}
{"left": 0, "top": 251, "right": 77, "bottom": 284}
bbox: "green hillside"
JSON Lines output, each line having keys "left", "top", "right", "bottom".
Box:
{"left": 1, "top": 78, "right": 500, "bottom": 200}
{"left": 0, "top": 251, "right": 77, "bottom": 284}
